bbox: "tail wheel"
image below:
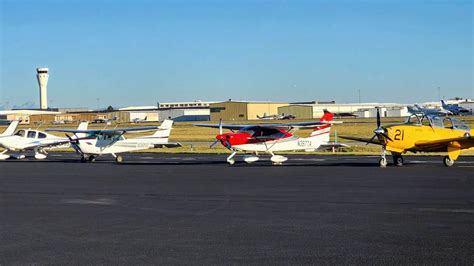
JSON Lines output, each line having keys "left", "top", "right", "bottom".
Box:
{"left": 393, "top": 155, "right": 404, "bottom": 167}
{"left": 443, "top": 156, "right": 454, "bottom": 167}
{"left": 116, "top": 155, "right": 123, "bottom": 163}
{"left": 379, "top": 158, "right": 387, "bottom": 167}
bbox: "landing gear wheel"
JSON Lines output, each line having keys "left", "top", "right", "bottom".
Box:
{"left": 80, "top": 156, "right": 87, "bottom": 163}
{"left": 379, "top": 157, "right": 387, "bottom": 167}
{"left": 393, "top": 155, "right": 404, "bottom": 167}
{"left": 227, "top": 159, "right": 235, "bottom": 165}
{"left": 443, "top": 156, "right": 454, "bottom": 167}
{"left": 88, "top": 156, "right": 96, "bottom": 162}
{"left": 115, "top": 155, "right": 123, "bottom": 163}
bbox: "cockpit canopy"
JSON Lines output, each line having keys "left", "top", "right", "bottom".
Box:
{"left": 404, "top": 114, "right": 470, "bottom": 131}
{"left": 238, "top": 126, "right": 288, "bottom": 139}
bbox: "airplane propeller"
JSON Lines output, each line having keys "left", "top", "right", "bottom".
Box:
{"left": 65, "top": 134, "right": 83, "bottom": 154}
{"left": 209, "top": 119, "right": 223, "bottom": 148}
{"left": 367, "top": 108, "right": 392, "bottom": 145}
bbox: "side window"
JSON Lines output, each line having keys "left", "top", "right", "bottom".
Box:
{"left": 27, "top": 131, "right": 37, "bottom": 138}
{"left": 38, "top": 132, "right": 47, "bottom": 139}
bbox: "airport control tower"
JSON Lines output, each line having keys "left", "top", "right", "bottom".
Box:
{"left": 36, "top": 67, "right": 49, "bottom": 109}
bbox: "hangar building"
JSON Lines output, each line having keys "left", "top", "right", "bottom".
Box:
{"left": 278, "top": 102, "right": 387, "bottom": 119}
{"left": 210, "top": 101, "right": 288, "bottom": 121}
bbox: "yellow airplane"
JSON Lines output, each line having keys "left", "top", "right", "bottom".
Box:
{"left": 341, "top": 109, "right": 474, "bottom": 167}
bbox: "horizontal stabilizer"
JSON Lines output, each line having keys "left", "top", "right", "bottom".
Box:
{"left": 153, "top": 142, "right": 182, "bottom": 148}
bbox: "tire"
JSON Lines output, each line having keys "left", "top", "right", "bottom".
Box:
{"left": 88, "top": 156, "right": 96, "bottom": 162}
{"left": 393, "top": 155, "right": 403, "bottom": 167}
{"left": 443, "top": 156, "right": 454, "bottom": 167}
{"left": 227, "top": 159, "right": 235, "bottom": 165}
{"left": 379, "top": 157, "right": 387, "bottom": 167}
{"left": 80, "top": 156, "right": 87, "bottom": 163}
{"left": 116, "top": 155, "right": 123, "bottom": 163}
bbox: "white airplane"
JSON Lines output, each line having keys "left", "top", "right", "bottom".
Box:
{"left": 47, "top": 119, "right": 181, "bottom": 163}
{"left": 132, "top": 116, "right": 147, "bottom": 123}
{"left": 0, "top": 121, "right": 85, "bottom": 160}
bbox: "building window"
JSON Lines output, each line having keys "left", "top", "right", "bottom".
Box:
{"left": 239, "top": 114, "right": 244, "bottom": 117}
{"left": 210, "top": 107, "right": 226, "bottom": 113}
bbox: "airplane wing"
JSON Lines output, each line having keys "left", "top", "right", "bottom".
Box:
{"left": 46, "top": 126, "right": 159, "bottom": 135}
{"left": 414, "top": 136, "right": 474, "bottom": 150}
{"left": 263, "top": 121, "right": 342, "bottom": 130}
{"left": 195, "top": 121, "right": 341, "bottom": 131}
{"left": 339, "top": 135, "right": 382, "bottom": 145}
{"left": 194, "top": 124, "right": 250, "bottom": 130}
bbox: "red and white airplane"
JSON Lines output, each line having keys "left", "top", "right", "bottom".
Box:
{"left": 196, "top": 110, "right": 347, "bottom": 165}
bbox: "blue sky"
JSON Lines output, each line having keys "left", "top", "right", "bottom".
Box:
{"left": 0, "top": 0, "right": 472, "bottom": 108}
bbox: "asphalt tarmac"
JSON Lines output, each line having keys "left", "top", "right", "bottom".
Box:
{"left": 1, "top": 153, "right": 473, "bottom": 264}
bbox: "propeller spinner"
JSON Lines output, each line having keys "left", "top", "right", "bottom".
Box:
{"left": 367, "top": 108, "right": 392, "bottom": 145}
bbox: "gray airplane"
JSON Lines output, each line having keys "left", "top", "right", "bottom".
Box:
{"left": 441, "top": 100, "right": 470, "bottom": 115}
{"left": 407, "top": 104, "right": 451, "bottom": 116}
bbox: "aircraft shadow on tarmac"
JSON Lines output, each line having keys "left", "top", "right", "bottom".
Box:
{"left": 0, "top": 157, "right": 437, "bottom": 167}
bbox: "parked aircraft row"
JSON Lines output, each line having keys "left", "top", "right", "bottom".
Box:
{"left": 407, "top": 100, "right": 470, "bottom": 116}
{"left": 0, "top": 110, "right": 473, "bottom": 167}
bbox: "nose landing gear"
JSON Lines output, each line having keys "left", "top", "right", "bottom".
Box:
{"left": 379, "top": 148, "right": 387, "bottom": 167}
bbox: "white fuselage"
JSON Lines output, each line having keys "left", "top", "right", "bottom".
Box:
{"left": 233, "top": 128, "right": 330, "bottom": 153}
{"left": 0, "top": 130, "right": 67, "bottom": 151}
{"left": 77, "top": 136, "right": 170, "bottom": 155}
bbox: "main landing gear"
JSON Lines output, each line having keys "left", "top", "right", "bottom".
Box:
{"left": 227, "top": 151, "right": 237, "bottom": 165}
{"left": 80, "top": 155, "right": 98, "bottom": 163}
{"left": 392, "top": 154, "right": 404, "bottom": 167}
{"left": 443, "top": 156, "right": 454, "bottom": 167}
{"left": 379, "top": 148, "right": 404, "bottom": 167}
{"left": 81, "top": 154, "right": 124, "bottom": 163}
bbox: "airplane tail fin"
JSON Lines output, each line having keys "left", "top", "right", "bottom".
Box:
{"left": 152, "top": 119, "right": 174, "bottom": 140}
{"left": 76, "top": 121, "right": 89, "bottom": 138}
{"left": 310, "top": 110, "right": 333, "bottom": 141}
{"left": 441, "top": 100, "right": 447, "bottom": 108}
{"left": 0, "top": 120, "right": 19, "bottom": 137}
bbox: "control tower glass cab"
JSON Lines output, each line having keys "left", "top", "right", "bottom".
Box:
{"left": 36, "top": 67, "right": 49, "bottom": 110}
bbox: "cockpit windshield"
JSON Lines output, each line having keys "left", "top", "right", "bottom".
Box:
{"left": 14, "top": 130, "right": 25, "bottom": 137}
{"left": 405, "top": 114, "right": 422, "bottom": 125}
{"left": 238, "top": 126, "right": 256, "bottom": 136}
